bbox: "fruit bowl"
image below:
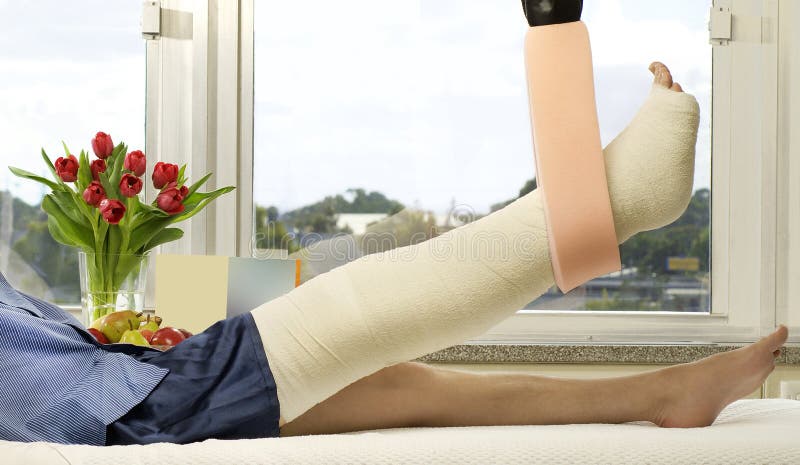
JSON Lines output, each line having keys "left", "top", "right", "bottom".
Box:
{"left": 88, "top": 310, "right": 192, "bottom": 349}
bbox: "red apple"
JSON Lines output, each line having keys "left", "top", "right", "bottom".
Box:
{"left": 87, "top": 328, "right": 110, "bottom": 344}
{"left": 139, "top": 329, "right": 155, "bottom": 343}
{"left": 151, "top": 327, "right": 186, "bottom": 346}
{"left": 178, "top": 328, "right": 193, "bottom": 339}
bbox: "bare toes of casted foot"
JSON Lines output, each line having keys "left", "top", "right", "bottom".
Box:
{"left": 649, "top": 61, "right": 674, "bottom": 90}
{"left": 654, "top": 326, "right": 789, "bottom": 428}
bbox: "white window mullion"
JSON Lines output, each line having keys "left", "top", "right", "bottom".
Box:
{"left": 190, "top": 0, "right": 210, "bottom": 256}
{"left": 144, "top": 0, "right": 197, "bottom": 308}
{"left": 722, "top": 0, "right": 777, "bottom": 337}
{"left": 145, "top": 0, "right": 246, "bottom": 258}
{"left": 144, "top": 0, "right": 198, "bottom": 257}
{"left": 210, "top": 0, "right": 243, "bottom": 257}
{"left": 197, "top": 0, "right": 252, "bottom": 258}
{"left": 239, "top": 0, "right": 255, "bottom": 259}
{"left": 776, "top": 0, "right": 800, "bottom": 336}
{"left": 758, "top": 0, "right": 779, "bottom": 336}
{"left": 710, "top": 0, "right": 732, "bottom": 323}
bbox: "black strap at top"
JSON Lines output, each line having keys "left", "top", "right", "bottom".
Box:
{"left": 521, "top": 0, "right": 583, "bottom": 27}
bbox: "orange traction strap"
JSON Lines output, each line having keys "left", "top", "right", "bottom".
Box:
{"left": 523, "top": 21, "right": 621, "bottom": 293}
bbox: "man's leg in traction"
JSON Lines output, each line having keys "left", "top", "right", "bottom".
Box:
{"left": 253, "top": 62, "right": 701, "bottom": 424}
{"left": 281, "top": 328, "right": 787, "bottom": 436}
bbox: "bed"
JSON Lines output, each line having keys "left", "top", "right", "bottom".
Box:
{"left": 4, "top": 399, "right": 799, "bottom": 465}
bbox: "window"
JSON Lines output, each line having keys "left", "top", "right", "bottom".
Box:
{"left": 0, "top": 1, "right": 145, "bottom": 304}
{"left": 155, "top": 0, "right": 782, "bottom": 342}
{"left": 251, "top": 0, "right": 712, "bottom": 313}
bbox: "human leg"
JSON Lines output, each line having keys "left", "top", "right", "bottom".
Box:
{"left": 280, "top": 328, "right": 787, "bottom": 436}
{"left": 252, "top": 63, "right": 701, "bottom": 423}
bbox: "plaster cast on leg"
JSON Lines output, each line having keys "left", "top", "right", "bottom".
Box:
{"left": 251, "top": 84, "right": 700, "bottom": 422}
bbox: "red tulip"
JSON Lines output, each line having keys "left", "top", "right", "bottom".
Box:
{"left": 54, "top": 155, "right": 79, "bottom": 182}
{"left": 90, "top": 159, "right": 106, "bottom": 181}
{"left": 165, "top": 181, "right": 189, "bottom": 198}
{"left": 82, "top": 181, "right": 106, "bottom": 207}
{"left": 99, "top": 198, "right": 126, "bottom": 224}
{"left": 124, "top": 150, "right": 146, "bottom": 177}
{"left": 91, "top": 132, "right": 114, "bottom": 159}
{"left": 152, "top": 162, "right": 179, "bottom": 189}
{"left": 156, "top": 186, "right": 186, "bottom": 215}
{"left": 119, "top": 174, "right": 143, "bottom": 198}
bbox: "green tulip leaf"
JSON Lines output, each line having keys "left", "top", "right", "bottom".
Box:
{"left": 177, "top": 164, "right": 187, "bottom": 185}
{"left": 185, "top": 172, "right": 213, "bottom": 198}
{"left": 77, "top": 150, "right": 92, "bottom": 191}
{"left": 142, "top": 227, "right": 184, "bottom": 253}
{"left": 46, "top": 215, "right": 79, "bottom": 248}
{"left": 98, "top": 169, "right": 119, "bottom": 199}
{"left": 112, "top": 142, "right": 127, "bottom": 158}
{"left": 96, "top": 219, "right": 109, "bottom": 252}
{"left": 136, "top": 202, "right": 170, "bottom": 218}
{"left": 50, "top": 190, "right": 89, "bottom": 226}
{"left": 176, "top": 186, "right": 235, "bottom": 222}
{"left": 108, "top": 143, "right": 127, "bottom": 191}
{"left": 40, "top": 148, "right": 58, "bottom": 180}
{"left": 8, "top": 166, "right": 61, "bottom": 191}
{"left": 182, "top": 186, "right": 236, "bottom": 209}
{"left": 128, "top": 217, "right": 173, "bottom": 253}
{"left": 41, "top": 195, "right": 94, "bottom": 250}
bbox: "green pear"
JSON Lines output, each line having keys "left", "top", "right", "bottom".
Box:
{"left": 140, "top": 320, "right": 159, "bottom": 332}
{"left": 138, "top": 314, "right": 162, "bottom": 332}
{"left": 119, "top": 329, "right": 151, "bottom": 347}
{"left": 96, "top": 310, "right": 141, "bottom": 343}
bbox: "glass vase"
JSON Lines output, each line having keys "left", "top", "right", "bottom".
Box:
{"left": 78, "top": 251, "right": 150, "bottom": 328}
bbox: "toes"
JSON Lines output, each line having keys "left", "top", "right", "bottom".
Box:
{"left": 761, "top": 325, "right": 789, "bottom": 352}
{"left": 649, "top": 61, "right": 674, "bottom": 89}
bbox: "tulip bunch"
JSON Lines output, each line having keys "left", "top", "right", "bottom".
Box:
{"left": 9, "top": 132, "right": 234, "bottom": 321}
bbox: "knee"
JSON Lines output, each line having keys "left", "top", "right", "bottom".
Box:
{"left": 373, "top": 362, "right": 438, "bottom": 391}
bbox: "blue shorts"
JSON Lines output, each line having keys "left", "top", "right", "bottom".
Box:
{"left": 106, "top": 313, "right": 281, "bottom": 445}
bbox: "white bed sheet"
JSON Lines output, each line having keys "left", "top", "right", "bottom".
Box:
{"left": 3, "top": 399, "right": 799, "bottom": 465}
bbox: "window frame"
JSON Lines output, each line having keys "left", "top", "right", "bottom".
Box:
{"left": 776, "top": 0, "right": 800, "bottom": 336}
{"left": 152, "top": 0, "right": 792, "bottom": 343}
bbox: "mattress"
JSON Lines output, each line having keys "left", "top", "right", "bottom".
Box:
{"left": 4, "top": 399, "right": 799, "bottom": 465}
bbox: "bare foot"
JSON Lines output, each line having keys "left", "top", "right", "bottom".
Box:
{"left": 652, "top": 326, "right": 789, "bottom": 428}
{"left": 649, "top": 61, "right": 684, "bottom": 92}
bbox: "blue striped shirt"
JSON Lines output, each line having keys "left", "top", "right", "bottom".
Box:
{"left": 0, "top": 272, "right": 168, "bottom": 445}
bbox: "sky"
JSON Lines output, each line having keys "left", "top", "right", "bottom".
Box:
{"left": 0, "top": 0, "right": 145, "bottom": 206}
{"left": 0, "top": 0, "right": 711, "bottom": 217}
{"left": 253, "top": 0, "right": 712, "bottom": 214}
